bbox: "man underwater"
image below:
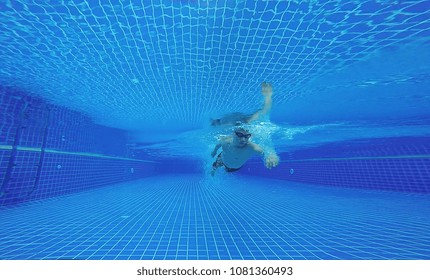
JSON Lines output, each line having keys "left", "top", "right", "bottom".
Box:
{"left": 211, "top": 82, "right": 279, "bottom": 175}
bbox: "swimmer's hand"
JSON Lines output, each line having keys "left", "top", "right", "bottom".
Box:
{"left": 265, "top": 154, "right": 279, "bottom": 169}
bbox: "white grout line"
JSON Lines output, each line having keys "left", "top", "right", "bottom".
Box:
{"left": 0, "top": 145, "right": 155, "bottom": 163}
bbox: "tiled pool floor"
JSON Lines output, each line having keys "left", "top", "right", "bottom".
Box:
{"left": 0, "top": 174, "right": 429, "bottom": 260}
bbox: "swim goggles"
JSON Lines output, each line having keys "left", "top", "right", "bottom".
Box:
{"left": 235, "top": 132, "right": 252, "bottom": 139}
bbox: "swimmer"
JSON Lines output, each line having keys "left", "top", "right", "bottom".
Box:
{"left": 211, "top": 127, "right": 279, "bottom": 176}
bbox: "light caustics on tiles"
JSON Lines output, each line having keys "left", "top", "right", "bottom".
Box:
{"left": 0, "top": 1, "right": 429, "bottom": 130}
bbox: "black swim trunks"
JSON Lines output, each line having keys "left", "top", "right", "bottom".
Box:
{"left": 212, "top": 152, "right": 241, "bottom": 172}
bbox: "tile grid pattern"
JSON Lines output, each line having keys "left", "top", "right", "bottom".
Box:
{"left": 0, "top": 88, "right": 159, "bottom": 206}
{"left": 242, "top": 157, "right": 430, "bottom": 193}
{"left": 1, "top": 175, "right": 429, "bottom": 260}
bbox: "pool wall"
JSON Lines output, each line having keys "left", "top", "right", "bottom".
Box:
{"left": 241, "top": 141, "right": 430, "bottom": 194}
{"left": 241, "top": 131, "right": 430, "bottom": 194}
{"left": 0, "top": 87, "right": 160, "bottom": 206}
{"left": 1, "top": 89, "right": 430, "bottom": 207}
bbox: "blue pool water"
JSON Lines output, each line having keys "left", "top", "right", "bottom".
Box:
{"left": 1, "top": 1, "right": 430, "bottom": 260}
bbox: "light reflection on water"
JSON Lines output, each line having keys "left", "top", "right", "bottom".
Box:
{"left": 133, "top": 121, "right": 430, "bottom": 159}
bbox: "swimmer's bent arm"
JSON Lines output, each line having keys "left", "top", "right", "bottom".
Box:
{"left": 211, "top": 136, "right": 230, "bottom": 157}
{"left": 211, "top": 143, "right": 221, "bottom": 158}
{"left": 247, "top": 82, "right": 273, "bottom": 122}
{"left": 251, "top": 143, "right": 280, "bottom": 169}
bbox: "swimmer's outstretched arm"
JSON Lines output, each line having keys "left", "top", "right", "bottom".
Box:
{"left": 251, "top": 143, "right": 279, "bottom": 169}
{"left": 248, "top": 82, "right": 273, "bottom": 122}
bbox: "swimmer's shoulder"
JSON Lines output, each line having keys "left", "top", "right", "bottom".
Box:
{"left": 219, "top": 135, "right": 233, "bottom": 144}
